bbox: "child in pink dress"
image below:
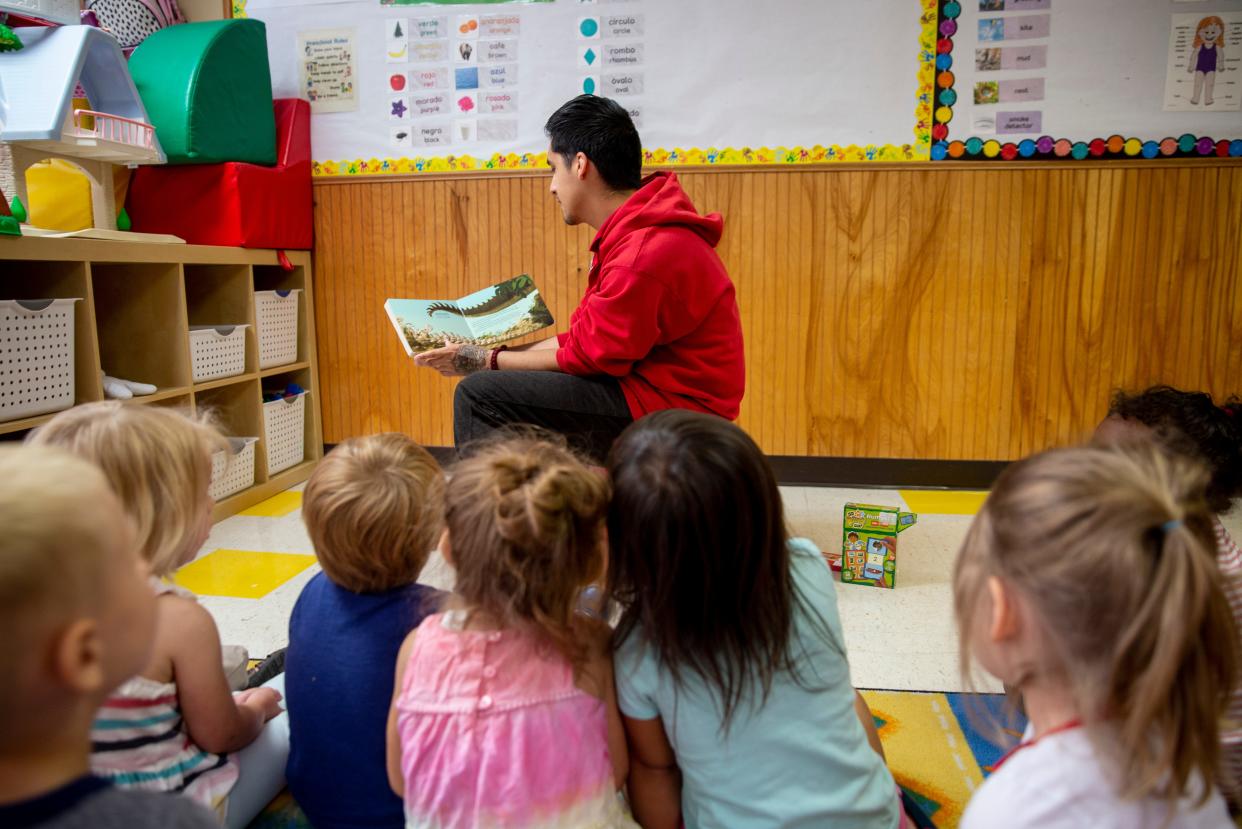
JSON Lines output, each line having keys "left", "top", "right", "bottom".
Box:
{"left": 385, "top": 436, "right": 635, "bottom": 829}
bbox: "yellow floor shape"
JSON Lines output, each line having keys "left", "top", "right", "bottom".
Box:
{"left": 899, "top": 489, "right": 989, "bottom": 515}
{"left": 175, "top": 548, "right": 316, "bottom": 599}
{"left": 240, "top": 491, "right": 303, "bottom": 517}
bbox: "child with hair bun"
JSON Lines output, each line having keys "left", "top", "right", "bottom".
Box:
{"left": 956, "top": 443, "right": 1237, "bottom": 827}
{"left": 30, "top": 402, "right": 288, "bottom": 828}
{"left": 1095, "top": 385, "right": 1242, "bottom": 804}
{"left": 386, "top": 435, "right": 635, "bottom": 828}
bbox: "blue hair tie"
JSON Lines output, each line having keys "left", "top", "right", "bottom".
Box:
{"left": 1162, "top": 519, "right": 1183, "bottom": 534}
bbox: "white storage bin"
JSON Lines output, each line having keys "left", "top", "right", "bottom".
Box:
{"left": 0, "top": 298, "right": 81, "bottom": 423}
{"left": 210, "top": 437, "right": 259, "bottom": 500}
{"left": 263, "top": 390, "right": 308, "bottom": 474}
{"left": 255, "top": 289, "right": 301, "bottom": 369}
{"left": 189, "top": 325, "right": 249, "bottom": 383}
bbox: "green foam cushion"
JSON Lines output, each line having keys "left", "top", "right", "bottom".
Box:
{"left": 130, "top": 19, "right": 276, "bottom": 165}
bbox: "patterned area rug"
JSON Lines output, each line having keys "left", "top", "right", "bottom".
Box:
{"left": 861, "top": 690, "right": 1022, "bottom": 828}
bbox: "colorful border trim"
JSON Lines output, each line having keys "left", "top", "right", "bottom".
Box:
{"left": 307, "top": 0, "right": 938, "bottom": 176}
{"left": 931, "top": 0, "right": 1242, "bottom": 161}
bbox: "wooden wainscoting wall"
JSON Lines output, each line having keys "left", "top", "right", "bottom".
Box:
{"left": 312, "top": 161, "right": 1242, "bottom": 461}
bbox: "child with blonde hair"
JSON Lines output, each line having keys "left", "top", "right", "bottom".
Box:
{"left": 286, "top": 433, "right": 446, "bottom": 829}
{"left": 0, "top": 444, "right": 215, "bottom": 828}
{"left": 955, "top": 444, "right": 1237, "bottom": 827}
{"left": 386, "top": 435, "right": 635, "bottom": 828}
{"left": 30, "top": 402, "right": 287, "bottom": 828}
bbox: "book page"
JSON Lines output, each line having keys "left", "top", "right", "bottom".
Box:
{"left": 383, "top": 274, "right": 553, "bottom": 355}
{"left": 456, "top": 275, "right": 554, "bottom": 344}
{"left": 384, "top": 298, "right": 474, "bottom": 353}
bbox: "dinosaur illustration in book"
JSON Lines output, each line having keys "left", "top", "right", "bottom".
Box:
{"left": 428, "top": 274, "right": 536, "bottom": 318}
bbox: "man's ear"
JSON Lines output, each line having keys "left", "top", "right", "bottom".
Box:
{"left": 987, "top": 575, "right": 1021, "bottom": 643}
{"left": 52, "top": 618, "right": 107, "bottom": 695}
{"left": 574, "top": 151, "right": 591, "bottom": 181}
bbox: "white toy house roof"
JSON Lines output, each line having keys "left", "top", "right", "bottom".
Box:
{"left": 0, "top": 25, "right": 164, "bottom": 164}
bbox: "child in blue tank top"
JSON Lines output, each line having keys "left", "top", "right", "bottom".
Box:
{"left": 285, "top": 434, "right": 446, "bottom": 829}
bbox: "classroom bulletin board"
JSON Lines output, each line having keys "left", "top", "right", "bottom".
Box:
{"left": 234, "top": 0, "right": 1242, "bottom": 175}
{"left": 931, "top": 0, "right": 1242, "bottom": 160}
{"left": 238, "top": 0, "right": 938, "bottom": 175}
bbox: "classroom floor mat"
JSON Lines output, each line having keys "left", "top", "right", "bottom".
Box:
{"left": 861, "top": 690, "right": 1020, "bottom": 829}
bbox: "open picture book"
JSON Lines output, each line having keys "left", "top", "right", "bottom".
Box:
{"left": 384, "top": 274, "right": 555, "bottom": 355}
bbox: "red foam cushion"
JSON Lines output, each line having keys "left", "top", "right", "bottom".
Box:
{"left": 128, "top": 99, "right": 312, "bottom": 249}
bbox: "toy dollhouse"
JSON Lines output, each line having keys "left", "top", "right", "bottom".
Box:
{"left": 0, "top": 24, "right": 164, "bottom": 232}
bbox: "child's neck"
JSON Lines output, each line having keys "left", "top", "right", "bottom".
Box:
{"left": 0, "top": 709, "right": 94, "bottom": 805}
{"left": 1020, "top": 676, "right": 1082, "bottom": 740}
{"left": 448, "top": 601, "right": 504, "bottom": 632}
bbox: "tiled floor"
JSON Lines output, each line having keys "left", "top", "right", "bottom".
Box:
{"left": 184, "top": 483, "right": 1242, "bottom": 695}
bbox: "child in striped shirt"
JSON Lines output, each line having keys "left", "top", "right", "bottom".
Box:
{"left": 1095, "top": 385, "right": 1242, "bottom": 808}
{"left": 30, "top": 404, "right": 287, "bottom": 827}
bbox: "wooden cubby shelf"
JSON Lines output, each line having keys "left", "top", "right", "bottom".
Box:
{"left": 0, "top": 237, "right": 322, "bottom": 521}
{"left": 195, "top": 373, "right": 260, "bottom": 393}
{"left": 260, "top": 360, "right": 310, "bottom": 378}
{"left": 130, "top": 386, "right": 195, "bottom": 405}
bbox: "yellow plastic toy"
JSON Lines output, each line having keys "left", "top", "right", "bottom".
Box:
{"left": 24, "top": 158, "right": 130, "bottom": 232}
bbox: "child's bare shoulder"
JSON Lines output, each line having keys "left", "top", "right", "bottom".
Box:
{"left": 156, "top": 593, "right": 224, "bottom": 662}
{"left": 157, "top": 591, "right": 214, "bottom": 631}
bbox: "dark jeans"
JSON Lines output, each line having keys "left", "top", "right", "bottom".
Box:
{"left": 453, "top": 371, "right": 633, "bottom": 463}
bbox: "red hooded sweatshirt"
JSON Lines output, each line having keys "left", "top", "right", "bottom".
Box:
{"left": 556, "top": 172, "right": 745, "bottom": 420}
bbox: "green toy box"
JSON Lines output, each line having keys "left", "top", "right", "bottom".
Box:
{"left": 841, "top": 502, "right": 917, "bottom": 589}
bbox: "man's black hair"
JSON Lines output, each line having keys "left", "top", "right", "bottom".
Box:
{"left": 544, "top": 95, "right": 642, "bottom": 192}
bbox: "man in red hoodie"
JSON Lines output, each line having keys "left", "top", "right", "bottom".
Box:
{"left": 415, "top": 95, "right": 745, "bottom": 459}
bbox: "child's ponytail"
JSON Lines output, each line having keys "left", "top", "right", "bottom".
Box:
{"left": 1107, "top": 463, "right": 1237, "bottom": 803}
{"left": 955, "top": 444, "right": 1239, "bottom": 806}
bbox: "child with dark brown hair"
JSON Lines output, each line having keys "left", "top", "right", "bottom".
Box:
{"left": 1095, "top": 384, "right": 1242, "bottom": 804}
{"left": 607, "top": 410, "right": 906, "bottom": 829}
{"left": 956, "top": 444, "right": 1236, "bottom": 827}
{"left": 385, "top": 436, "right": 636, "bottom": 828}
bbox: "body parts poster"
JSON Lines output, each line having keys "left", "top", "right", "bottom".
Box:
{"left": 1164, "top": 12, "right": 1242, "bottom": 112}
{"left": 299, "top": 28, "right": 359, "bottom": 113}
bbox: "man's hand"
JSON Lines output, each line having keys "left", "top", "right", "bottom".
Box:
{"left": 413, "top": 342, "right": 489, "bottom": 376}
